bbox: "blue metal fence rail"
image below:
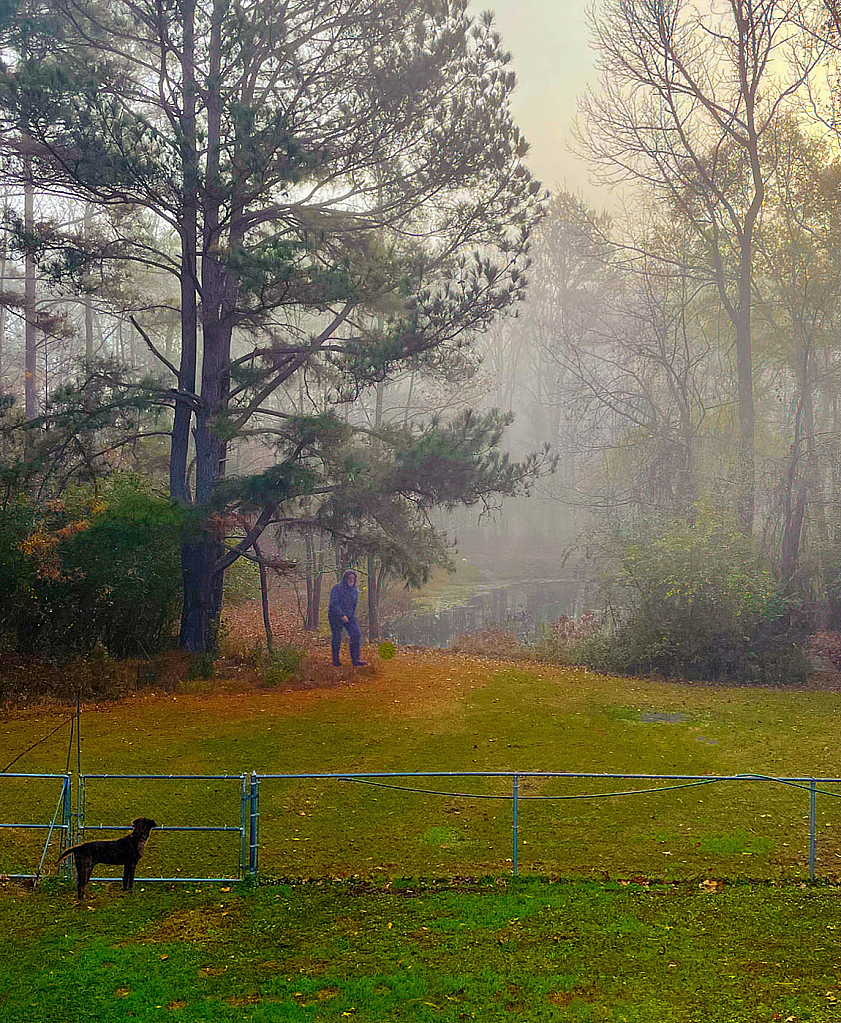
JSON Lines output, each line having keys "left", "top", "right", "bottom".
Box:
{"left": 260, "top": 771, "right": 841, "bottom": 880}
{"left": 0, "top": 773, "right": 71, "bottom": 880}
{"left": 4, "top": 770, "right": 841, "bottom": 883}
{"left": 79, "top": 774, "right": 251, "bottom": 883}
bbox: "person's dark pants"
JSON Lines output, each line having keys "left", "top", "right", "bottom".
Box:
{"left": 329, "top": 615, "right": 362, "bottom": 665}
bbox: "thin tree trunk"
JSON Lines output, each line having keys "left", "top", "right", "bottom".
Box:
{"left": 24, "top": 168, "right": 37, "bottom": 418}
{"left": 367, "top": 551, "right": 380, "bottom": 642}
{"left": 83, "top": 204, "right": 94, "bottom": 364}
{"left": 0, "top": 228, "right": 7, "bottom": 389}
{"left": 734, "top": 234, "right": 757, "bottom": 536}
{"left": 780, "top": 435, "right": 805, "bottom": 586}
{"left": 365, "top": 379, "right": 385, "bottom": 639}
{"left": 305, "top": 532, "right": 318, "bottom": 630}
{"left": 254, "top": 539, "right": 273, "bottom": 653}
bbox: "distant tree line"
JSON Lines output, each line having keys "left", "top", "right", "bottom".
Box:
{"left": 471, "top": 0, "right": 841, "bottom": 680}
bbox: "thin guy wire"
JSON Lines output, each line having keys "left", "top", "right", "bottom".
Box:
{"left": 338, "top": 776, "right": 723, "bottom": 800}
{"left": 1, "top": 717, "right": 73, "bottom": 774}
{"left": 34, "top": 786, "right": 66, "bottom": 884}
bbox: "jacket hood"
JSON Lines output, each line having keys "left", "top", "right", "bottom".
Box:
{"left": 341, "top": 570, "right": 358, "bottom": 587}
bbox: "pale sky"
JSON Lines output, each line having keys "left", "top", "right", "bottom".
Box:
{"left": 474, "top": 0, "right": 597, "bottom": 195}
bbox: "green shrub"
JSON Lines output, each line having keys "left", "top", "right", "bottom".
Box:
{"left": 260, "top": 646, "right": 305, "bottom": 687}
{"left": 224, "top": 556, "right": 261, "bottom": 606}
{"left": 574, "top": 511, "right": 809, "bottom": 685}
{"left": 0, "top": 472, "right": 182, "bottom": 659}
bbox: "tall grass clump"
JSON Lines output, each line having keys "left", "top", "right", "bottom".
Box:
{"left": 254, "top": 644, "right": 305, "bottom": 687}
{"left": 533, "top": 610, "right": 600, "bottom": 665}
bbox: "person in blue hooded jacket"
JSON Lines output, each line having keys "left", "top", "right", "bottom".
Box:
{"left": 328, "top": 569, "right": 367, "bottom": 667}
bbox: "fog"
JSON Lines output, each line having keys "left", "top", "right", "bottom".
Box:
{"left": 1, "top": 0, "right": 840, "bottom": 660}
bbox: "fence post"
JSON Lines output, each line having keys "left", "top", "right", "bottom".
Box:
{"left": 809, "top": 779, "right": 817, "bottom": 881}
{"left": 512, "top": 774, "right": 519, "bottom": 877}
{"left": 77, "top": 774, "right": 85, "bottom": 847}
{"left": 239, "top": 774, "right": 249, "bottom": 879}
{"left": 60, "top": 774, "right": 72, "bottom": 878}
{"left": 249, "top": 771, "right": 260, "bottom": 879}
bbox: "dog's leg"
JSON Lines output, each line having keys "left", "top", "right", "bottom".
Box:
{"left": 76, "top": 855, "right": 93, "bottom": 900}
{"left": 123, "top": 861, "right": 136, "bottom": 892}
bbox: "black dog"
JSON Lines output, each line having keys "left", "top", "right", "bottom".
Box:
{"left": 56, "top": 817, "right": 158, "bottom": 900}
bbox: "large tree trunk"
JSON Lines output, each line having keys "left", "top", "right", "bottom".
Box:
{"left": 179, "top": 0, "right": 239, "bottom": 652}
{"left": 170, "top": 0, "right": 198, "bottom": 506}
{"left": 179, "top": 536, "right": 225, "bottom": 652}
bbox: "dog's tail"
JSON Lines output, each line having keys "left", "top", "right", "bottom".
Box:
{"left": 56, "top": 844, "right": 80, "bottom": 864}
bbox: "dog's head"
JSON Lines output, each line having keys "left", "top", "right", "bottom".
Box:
{"left": 131, "top": 817, "right": 159, "bottom": 835}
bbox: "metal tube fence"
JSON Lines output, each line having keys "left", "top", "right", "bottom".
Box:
{"left": 78, "top": 774, "right": 251, "bottom": 883}
{"left": 259, "top": 771, "right": 841, "bottom": 881}
{"left": 249, "top": 772, "right": 260, "bottom": 879}
{"left": 0, "top": 773, "right": 71, "bottom": 881}
{"left": 5, "top": 771, "right": 841, "bottom": 884}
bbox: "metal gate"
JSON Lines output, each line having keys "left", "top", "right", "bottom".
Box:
{"left": 79, "top": 773, "right": 258, "bottom": 883}
{"left": 0, "top": 772, "right": 71, "bottom": 881}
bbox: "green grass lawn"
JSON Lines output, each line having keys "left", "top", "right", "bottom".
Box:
{"left": 4, "top": 655, "right": 841, "bottom": 1020}
{"left": 3, "top": 656, "right": 841, "bottom": 881}
{"left": 4, "top": 875, "right": 841, "bottom": 1022}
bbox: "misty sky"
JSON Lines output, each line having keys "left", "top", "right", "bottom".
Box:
{"left": 476, "top": 0, "right": 597, "bottom": 195}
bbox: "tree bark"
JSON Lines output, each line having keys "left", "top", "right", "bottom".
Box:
{"left": 254, "top": 539, "right": 273, "bottom": 654}
{"left": 23, "top": 167, "right": 37, "bottom": 418}
{"left": 179, "top": 0, "right": 242, "bottom": 651}
{"left": 0, "top": 225, "right": 6, "bottom": 390}
{"left": 304, "top": 532, "right": 324, "bottom": 630}
{"left": 170, "top": 0, "right": 198, "bottom": 506}
{"left": 83, "top": 204, "right": 94, "bottom": 363}
{"left": 367, "top": 551, "right": 380, "bottom": 642}
{"left": 734, "top": 234, "right": 757, "bottom": 535}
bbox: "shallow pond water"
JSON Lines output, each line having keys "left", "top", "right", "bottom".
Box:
{"left": 385, "top": 578, "right": 583, "bottom": 648}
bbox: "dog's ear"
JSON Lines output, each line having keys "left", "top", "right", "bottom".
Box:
{"left": 131, "top": 818, "right": 141, "bottom": 828}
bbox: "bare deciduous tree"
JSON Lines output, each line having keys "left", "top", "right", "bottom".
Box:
{"left": 578, "top": 0, "right": 824, "bottom": 533}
